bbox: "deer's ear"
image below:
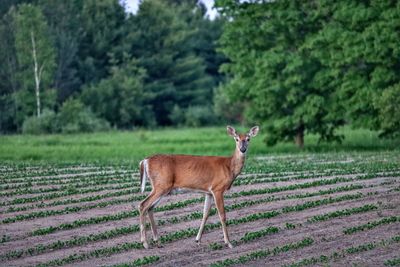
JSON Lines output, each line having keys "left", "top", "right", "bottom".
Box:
{"left": 248, "top": 126, "right": 259, "bottom": 137}
{"left": 227, "top": 126, "right": 237, "bottom": 137}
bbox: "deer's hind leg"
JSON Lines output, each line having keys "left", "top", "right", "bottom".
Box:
{"left": 148, "top": 207, "right": 159, "bottom": 245}
{"left": 138, "top": 189, "right": 166, "bottom": 249}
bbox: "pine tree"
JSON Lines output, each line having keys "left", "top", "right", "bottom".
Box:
{"left": 126, "top": 0, "right": 213, "bottom": 125}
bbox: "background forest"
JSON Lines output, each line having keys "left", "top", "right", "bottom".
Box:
{"left": 0, "top": 0, "right": 399, "bottom": 148}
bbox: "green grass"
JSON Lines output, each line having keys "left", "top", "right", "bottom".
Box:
{"left": 0, "top": 126, "right": 399, "bottom": 163}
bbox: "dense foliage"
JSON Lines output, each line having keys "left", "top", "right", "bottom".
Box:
{"left": 0, "top": 0, "right": 226, "bottom": 133}
{"left": 0, "top": 0, "right": 399, "bottom": 148}
{"left": 216, "top": 0, "right": 400, "bottom": 146}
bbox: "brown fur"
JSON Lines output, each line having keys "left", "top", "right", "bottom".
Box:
{"left": 138, "top": 126, "right": 259, "bottom": 249}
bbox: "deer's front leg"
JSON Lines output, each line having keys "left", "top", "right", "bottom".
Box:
{"left": 212, "top": 190, "right": 233, "bottom": 248}
{"left": 196, "top": 193, "right": 212, "bottom": 243}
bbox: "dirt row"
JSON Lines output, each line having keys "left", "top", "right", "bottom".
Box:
{"left": 68, "top": 189, "right": 399, "bottom": 267}
{"left": 3, "top": 179, "right": 399, "bottom": 266}
{"left": 1, "top": 158, "right": 399, "bottom": 267}
{"left": 0, "top": 174, "right": 393, "bottom": 246}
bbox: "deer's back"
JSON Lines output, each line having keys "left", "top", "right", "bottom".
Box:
{"left": 146, "top": 154, "right": 231, "bottom": 192}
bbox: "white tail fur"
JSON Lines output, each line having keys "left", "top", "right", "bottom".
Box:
{"left": 139, "top": 159, "right": 148, "bottom": 193}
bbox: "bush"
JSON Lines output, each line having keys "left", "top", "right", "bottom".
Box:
{"left": 169, "top": 105, "right": 185, "bottom": 126}
{"left": 213, "top": 86, "right": 245, "bottom": 124}
{"left": 184, "top": 105, "right": 216, "bottom": 127}
{"left": 22, "top": 109, "right": 59, "bottom": 134}
{"left": 58, "top": 99, "right": 110, "bottom": 134}
{"left": 376, "top": 83, "right": 400, "bottom": 138}
{"left": 22, "top": 99, "right": 110, "bottom": 135}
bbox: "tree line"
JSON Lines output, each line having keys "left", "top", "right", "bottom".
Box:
{"left": 1, "top": 0, "right": 399, "bottom": 148}
{"left": 0, "top": 0, "right": 227, "bottom": 134}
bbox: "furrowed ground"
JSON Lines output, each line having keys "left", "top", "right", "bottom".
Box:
{"left": 0, "top": 152, "right": 399, "bottom": 267}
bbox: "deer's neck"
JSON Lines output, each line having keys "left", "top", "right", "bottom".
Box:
{"left": 230, "top": 149, "right": 246, "bottom": 179}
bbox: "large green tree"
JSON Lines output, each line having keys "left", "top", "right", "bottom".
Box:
{"left": 13, "top": 3, "right": 56, "bottom": 120}
{"left": 304, "top": 0, "right": 400, "bottom": 138}
{"left": 125, "top": 0, "right": 213, "bottom": 125}
{"left": 38, "top": 0, "right": 83, "bottom": 102}
{"left": 77, "top": 0, "right": 126, "bottom": 85}
{"left": 0, "top": 8, "right": 18, "bottom": 132}
{"left": 216, "top": 0, "right": 344, "bottom": 147}
{"left": 81, "top": 58, "right": 150, "bottom": 128}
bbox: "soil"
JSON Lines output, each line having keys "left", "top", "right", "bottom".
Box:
{"left": 0, "top": 165, "right": 399, "bottom": 267}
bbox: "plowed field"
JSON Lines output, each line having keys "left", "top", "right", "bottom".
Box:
{"left": 1, "top": 152, "right": 399, "bottom": 267}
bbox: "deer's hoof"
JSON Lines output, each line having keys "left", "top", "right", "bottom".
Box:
{"left": 143, "top": 242, "right": 149, "bottom": 249}
{"left": 227, "top": 242, "right": 234, "bottom": 249}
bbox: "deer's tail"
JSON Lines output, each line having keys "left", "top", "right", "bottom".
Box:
{"left": 139, "top": 159, "right": 148, "bottom": 193}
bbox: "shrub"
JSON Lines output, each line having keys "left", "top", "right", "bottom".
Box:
{"left": 184, "top": 105, "right": 216, "bottom": 127}
{"left": 169, "top": 105, "right": 185, "bottom": 126}
{"left": 376, "top": 83, "right": 400, "bottom": 138}
{"left": 58, "top": 99, "right": 110, "bottom": 134}
{"left": 22, "top": 109, "right": 59, "bottom": 134}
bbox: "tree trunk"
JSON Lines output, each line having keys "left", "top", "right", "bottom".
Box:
{"left": 295, "top": 122, "right": 304, "bottom": 148}
{"left": 31, "top": 31, "right": 41, "bottom": 117}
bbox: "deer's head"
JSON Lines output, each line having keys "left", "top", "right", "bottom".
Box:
{"left": 227, "top": 125, "right": 259, "bottom": 154}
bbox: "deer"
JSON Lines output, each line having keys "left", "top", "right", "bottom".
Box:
{"left": 138, "top": 125, "right": 259, "bottom": 249}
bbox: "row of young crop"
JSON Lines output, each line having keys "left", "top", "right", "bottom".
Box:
{"left": 2, "top": 188, "right": 138, "bottom": 213}
{"left": 0, "top": 181, "right": 138, "bottom": 206}
{"left": 2, "top": 169, "right": 393, "bottom": 224}
{"left": 210, "top": 221, "right": 400, "bottom": 267}
{"left": 1, "top": 175, "right": 393, "bottom": 262}
{"left": 0, "top": 169, "right": 345, "bottom": 207}
{"left": 1, "top": 172, "right": 380, "bottom": 225}
{"left": 1, "top": 160, "right": 398, "bottom": 266}
{"left": 0, "top": 167, "right": 331, "bottom": 196}
{"left": 3, "top": 163, "right": 398, "bottom": 208}
{"left": 0, "top": 173, "right": 136, "bottom": 197}
{"left": 283, "top": 235, "right": 400, "bottom": 267}
{"left": 0, "top": 156, "right": 398, "bottom": 187}
{"left": 27, "top": 194, "right": 393, "bottom": 267}
{"left": 0, "top": 171, "right": 135, "bottom": 191}
{"left": 2, "top": 165, "right": 393, "bottom": 210}
{"left": 0, "top": 189, "right": 381, "bottom": 262}
{"left": 246, "top": 156, "right": 400, "bottom": 175}
{"left": 0, "top": 166, "right": 127, "bottom": 182}
{"left": 10, "top": 179, "right": 384, "bottom": 242}
{"left": 3, "top": 157, "right": 396, "bottom": 201}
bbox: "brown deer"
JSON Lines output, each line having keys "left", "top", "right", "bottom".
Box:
{"left": 138, "top": 126, "right": 259, "bottom": 249}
